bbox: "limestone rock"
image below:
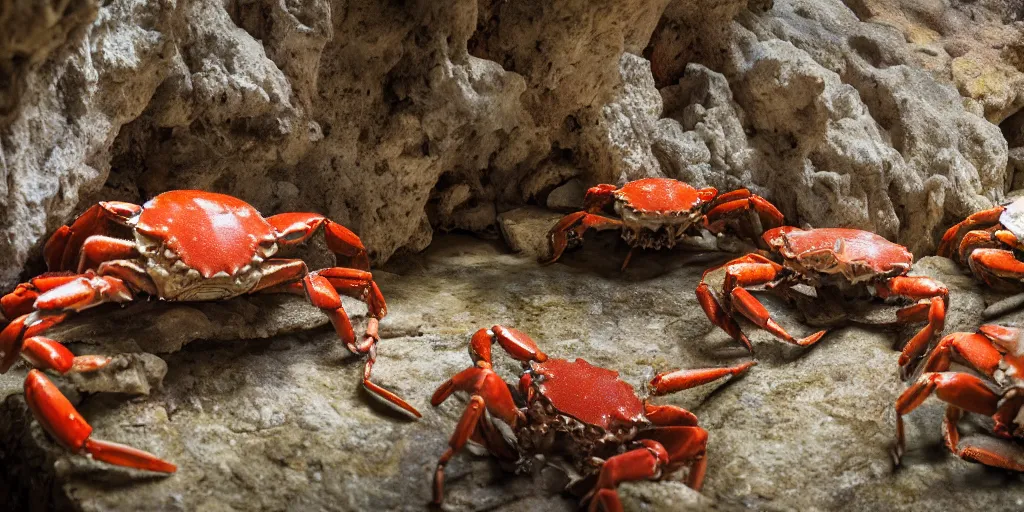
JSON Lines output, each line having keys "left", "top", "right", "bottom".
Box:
{"left": 2, "top": 236, "right": 1022, "bottom": 510}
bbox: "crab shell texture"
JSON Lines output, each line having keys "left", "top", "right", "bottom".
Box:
{"left": 765, "top": 227, "right": 912, "bottom": 284}
{"left": 520, "top": 358, "right": 649, "bottom": 458}
{"left": 612, "top": 178, "right": 709, "bottom": 229}
{"left": 998, "top": 197, "right": 1024, "bottom": 243}
{"left": 132, "top": 190, "right": 281, "bottom": 300}
{"left": 989, "top": 329, "right": 1024, "bottom": 391}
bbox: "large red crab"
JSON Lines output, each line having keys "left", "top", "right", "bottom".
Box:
{"left": 697, "top": 227, "right": 948, "bottom": 373}
{"left": 895, "top": 324, "right": 1024, "bottom": 471}
{"left": 542, "top": 178, "right": 785, "bottom": 269}
{"left": 0, "top": 190, "right": 419, "bottom": 473}
{"left": 429, "top": 325, "right": 754, "bottom": 511}
{"left": 939, "top": 197, "right": 1024, "bottom": 292}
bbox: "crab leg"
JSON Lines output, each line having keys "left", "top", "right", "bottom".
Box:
{"left": 704, "top": 189, "right": 785, "bottom": 235}
{"left": 431, "top": 395, "right": 486, "bottom": 505}
{"left": 21, "top": 336, "right": 111, "bottom": 374}
{"left": 582, "top": 440, "right": 671, "bottom": 512}
{"left": 637, "top": 426, "right": 710, "bottom": 485}
{"left": 24, "top": 370, "right": 175, "bottom": 473}
{"left": 469, "top": 325, "right": 547, "bottom": 365}
{"left": 431, "top": 352, "right": 526, "bottom": 504}
{"left": 76, "top": 236, "right": 139, "bottom": 273}
{"left": 266, "top": 213, "right": 373, "bottom": 270}
{"left": 648, "top": 361, "right": 755, "bottom": 395}
{"left": 0, "top": 274, "right": 135, "bottom": 372}
{"left": 0, "top": 275, "right": 172, "bottom": 472}
{"left": 876, "top": 276, "right": 948, "bottom": 373}
{"left": 942, "top": 406, "right": 1024, "bottom": 471}
{"left": 695, "top": 254, "right": 782, "bottom": 352}
{"left": 44, "top": 202, "right": 141, "bottom": 272}
{"left": 712, "top": 255, "right": 826, "bottom": 349}
{"left": 893, "top": 372, "right": 1000, "bottom": 463}
{"left": 965, "top": 248, "right": 1024, "bottom": 289}
{"left": 921, "top": 332, "right": 1002, "bottom": 375}
{"left": 937, "top": 207, "right": 1004, "bottom": 259}
{"left": 253, "top": 259, "right": 413, "bottom": 415}
{"left": 1, "top": 272, "right": 81, "bottom": 322}
{"left": 540, "top": 211, "right": 623, "bottom": 265}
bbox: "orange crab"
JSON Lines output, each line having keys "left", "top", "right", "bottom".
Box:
{"left": 430, "top": 325, "right": 754, "bottom": 511}
{"left": 697, "top": 227, "right": 948, "bottom": 374}
{"left": 939, "top": 197, "right": 1024, "bottom": 291}
{"left": 895, "top": 324, "right": 1024, "bottom": 471}
{"left": 542, "top": 178, "right": 785, "bottom": 269}
{"left": 0, "top": 190, "right": 419, "bottom": 473}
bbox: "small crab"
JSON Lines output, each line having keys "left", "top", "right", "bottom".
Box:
{"left": 894, "top": 324, "right": 1024, "bottom": 471}
{"left": 697, "top": 227, "right": 948, "bottom": 374}
{"left": 0, "top": 190, "right": 419, "bottom": 474}
{"left": 542, "top": 178, "right": 785, "bottom": 269}
{"left": 429, "top": 325, "right": 754, "bottom": 511}
{"left": 939, "top": 197, "right": 1024, "bottom": 292}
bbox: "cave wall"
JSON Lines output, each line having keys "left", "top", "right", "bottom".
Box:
{"left": 1, "top": 0, "right": 1022, "bottom": 289}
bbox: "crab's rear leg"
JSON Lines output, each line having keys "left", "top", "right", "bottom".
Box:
{"left": 540, "top": 211, "right": 623, "bottom": 265}
{"left": 253, "top": 260, "right": 416, "bottom": 417}
{"left": 24, "top": 370, "right": 175, "bottom": 473}
{"left": 876, "top": 276, "right": 948, "bottom": 375}
{"left": 266, "top": 213, "right": 372, "bottom": 270}
{"left": 937, "top": 207, "right": 1004, "bottom": 259}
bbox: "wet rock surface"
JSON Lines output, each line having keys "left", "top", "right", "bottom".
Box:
{"left": 2, "top": 233, "right": 1023, "bottom": 511}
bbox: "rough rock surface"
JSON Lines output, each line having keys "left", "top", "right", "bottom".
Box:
{"left": 3, "top": 0, "right": 1024, "bottom": 509}
{"left": 2, "top": 233, "right": 1024, "bottom": 511}
{"left": 1, "top": 0, "right": 1021, "bottom": 289}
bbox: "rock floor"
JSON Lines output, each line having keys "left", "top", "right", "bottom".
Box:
{"left": 1, "top": 228, "right": 1023, "bottom": 511}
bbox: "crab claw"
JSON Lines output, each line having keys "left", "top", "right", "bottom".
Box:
{"left": 24, "top": 370, "right": 176, "bottom": 473}
{"left": 541, "top": 212, "right": 623, "bottom": 265}
{"left": 470, "top": 325, "right": 547, "bottom": 365}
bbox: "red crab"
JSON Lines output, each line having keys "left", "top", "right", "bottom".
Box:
{"left": 894, "top": 324, "right": 1024, "bottom": 471}
{"left": 697, "top": 227, "right": 948, "bottom": 374}
{"left": 542, "top": 178, "right": 785, "bottom": 269}
{"left": 939, "top": 197, "right": 1024, "bottom": 291}
{"left": 0, "top": 190, "right": 419, "bottom": 473}
{"left": 429, "top": 325, "right": 754, "bottom": 511}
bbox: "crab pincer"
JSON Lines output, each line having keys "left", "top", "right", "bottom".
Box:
{"left": 697, "top": 227, "right": 947, "bottom": 374}
{"left": 0, "top": 189, "right": 419, "bottom": 472}
{"left": 430, "top": 325, "right": 755, "bottom": 509}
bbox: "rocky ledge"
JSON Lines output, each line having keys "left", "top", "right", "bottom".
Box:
{"left": 1, "top": 224, "right": 1023, "bottom": 510}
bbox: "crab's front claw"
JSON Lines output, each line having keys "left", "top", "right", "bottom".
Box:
{"left": 24, "top": 370, "right": 176, "bottom": 473}
{"left": 470, "top": 325, "right": 547, "bottom": 364}
{"left": 540, "top": 212, "right": 622, "bottom": 265}
{"left": 893, "top": 372, "right": 999, "bottom": 463}
{"left": 704, "top": 189, "right": 785, "bottom": 235}
{"left": 582, "top": 440, "right": 670, "bottom": 512}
